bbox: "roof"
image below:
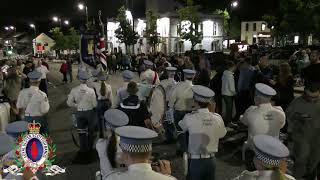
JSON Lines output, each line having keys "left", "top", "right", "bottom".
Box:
{"left": 35, "top": 33, "right": 55, "bottom": 43}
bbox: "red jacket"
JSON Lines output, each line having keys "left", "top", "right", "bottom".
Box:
{"left": 60, "top": 63, "right": 68, "bottom": 74}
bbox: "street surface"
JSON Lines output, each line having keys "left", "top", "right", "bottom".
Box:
{"left": 40, "top": 62, "right": 245, "bottom": 180}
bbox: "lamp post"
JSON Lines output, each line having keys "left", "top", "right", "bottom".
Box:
{"left": 29, "top": 24, "right": 36, "bottom": 36}
{"left": 227, "top": 0, "right": 239, "bottom": 48}
{"left": 78, "top": 2, "right": 88, "bottom": 25}
{"left": 52, "top": 16, "right": 62, "bottom": 28}
{"left": 30, "top": 23, "right": 37, "bottom": 56}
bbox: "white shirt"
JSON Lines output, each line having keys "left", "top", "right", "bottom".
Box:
{"left": 116, "top": 83, "right": 129, "bottom": 107}
{"left": 93, "top": 81, "right": 113, "bottom": 102}
{"left": 16, "top": 86, "right": 50, "bottom": 116}
{"left": 140, "top": 69, "right": 160, "bottom": 85}
{"left": 179, "top": 108, "right": 227, "bottom": 154}
{"left": 221, "top": 70, "right": 236, "bottom": 96}
{"left": 232, "top": 170, "right": 296, "bottom": 180}
{"left": 103, "top": 163, "right": 176, "bottom": 180}
{"left": 169, "top": 80, "right": 194, "bottom": 111}
{"left": 36, "top": 65, "right": 49, "bottom": 79}
{"left": 160, "top": 78, "right": 177, "bottom": 102}
{"left": 240, "top": 103, "right": 286, "bottom": 146}
{"left": 67, "top": 84, "right": 97, "bottom": 111}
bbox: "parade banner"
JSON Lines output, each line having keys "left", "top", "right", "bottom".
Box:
{"left": 80, "top": 32, "right": 98, "bottom": 69}
{"left": 3, "top": 121, "right": 65, "bottom": 176}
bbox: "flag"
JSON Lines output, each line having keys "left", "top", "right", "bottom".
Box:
{"left": 96, "top": 37, "right": 107, "bottom": 70}
{"left": 80, "top": 33, "right": 97, "bottom": 68}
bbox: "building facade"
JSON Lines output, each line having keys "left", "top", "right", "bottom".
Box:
{"left": 106, "top": 0, "right": 224, "bottom": 54}
{"left": 241, "top": 21, "right": 272, "bottom": 45}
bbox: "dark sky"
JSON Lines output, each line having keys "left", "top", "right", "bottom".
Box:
{"left": 0, "top": 0, "right": 278, "bottom": 33}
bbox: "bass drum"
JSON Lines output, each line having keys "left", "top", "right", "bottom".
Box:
{"left": 147, "top": 85, "right": 166, "bottom": 135}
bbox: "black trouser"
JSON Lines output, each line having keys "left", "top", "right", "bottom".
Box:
{"left": 222, "top": 95, "right": 234, "bottom": 124}
{"left": 174, "top": 110, "right": 190, "bottom": 152}
{"left": 76, "top": 110, "right": 97, "bottom": 152}
{"left": 96, "top": 99, "right": 111, "bottom": 138}
{"left": 62, "top": 73, "right": 67, "bottom": 83}
{"left": 39, "top": 79, "right": 48, "bottom": 95}
{"left": 188, "top": 157, "right": 216, "bottom": 180}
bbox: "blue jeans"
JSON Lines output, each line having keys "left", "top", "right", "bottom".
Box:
{"left": 188, "top": 157, "right": 216, "bottom": 180}
{"left": 24, "top": 116, "right": 49, "bottom": 135}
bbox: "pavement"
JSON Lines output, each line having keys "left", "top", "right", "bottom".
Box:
{"left": 41, "top": 62, "right": 245, "bottom": 180}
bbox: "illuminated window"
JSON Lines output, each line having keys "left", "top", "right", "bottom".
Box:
{"left": 213, "top": 22, "right": 218, "bottom": 36}
{"left": 294, "top": 36, "right": 299, "bottom": 44}
{"left": 136, "top": 19, "right": 146, "bottom": 37}
{"left": 157, "top": 17, "right": 170, "bottom": 37}
{"left": 203, "top": 20, "right": 214, "bottom": 36}
{"left": 261, "top": 23, "right": 266, "bottom": 31}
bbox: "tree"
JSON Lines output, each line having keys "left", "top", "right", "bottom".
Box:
{"left": 49, "top": 27, "right": 66, "bottom": 50}
{"left": 145, "top": 10, "right": 159, "bottom": 52}
{"left": 66, "top": 27, "right": 80, "bottom": 50}
{"left": 115, "top": 6, "right": 139, "bottom": 53}
{"left": 264, "top": 0, "right": 320, "bottom": 45}
{"left": 214, "top": 9, "right": 230, "bottom": 35}
{"left": 177, "top": 0, "right": 203, "bottom": 51}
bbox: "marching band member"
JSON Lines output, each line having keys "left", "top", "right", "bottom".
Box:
{"left": 179, "top": 85, "right": 227, "bottom": 180}
{"left": 233, "top": 135, "right": 295, "bottom": 180}
{"left": 2, "top": 121, "right": 28, "bottom": 180}
{"left": 241, "top": 83, "right": 286, "bottom": 146}
{"left": 67, "top": 70, "right": 97, "bottom": 163}
{"left": 139, "top": 60, "right": 160, "bottom": 101}
{"left": 160, "top": 67, "right": 178, "bottom": 144}
{"left": 35, "top": 60, "right": 49, "bottom": 95}
{"left": 140, "top": 60, "right": 160, "bottom": 86}
{"left": 93, "top": 72, "right": 113, "bottom": 137}
{"left": 102, "top": 126, "right": 176, "bottom": 180}
{"left": 96, "top": 109, "right": 129, "bottom": 178}
{"left": 115, "top": 70, "right": 134, "bottom": 107}
{"left": 240, "top": 83, "right": 285, "bottom": 170}
{"left": 118, "top": 81, "right": 151, "bottom": 128}
{"left": 168, "top": 69, "right": 196, "bottom": 155}
{"left": 0, "top": 133, "right": 15, "bottom": 180}
{"left": 16, "top": 70, "right": 50, "bottom": 134}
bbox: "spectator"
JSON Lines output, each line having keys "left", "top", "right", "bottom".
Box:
{"left": 67, "top": 59, "right": 73, "bottom": 83}
{"left": 298, "top": 50, "right": 310, "bottom": 71}
{"left": 237, "top": 58, "right": 255, "bottom": 115}
{"left": 271, "top": 63, "right": 295, "bottom": 111}
{"left": 221, "top": 61, "right": 237, "bottom": 126}
{"left": 301, "top": 50, "right": 320, "bottom": 84}
{"left": 256, "top": 53, "right": 273, "bottom": 86}
{"left": 287, "top": 81, "right": 320, "bottom": 179}
{"left": 59, "top": 60, "right": 68, "bottom": 83}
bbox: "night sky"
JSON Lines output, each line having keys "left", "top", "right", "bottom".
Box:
{"left": 0, "top": 0, "right": 278, "bottom": 33}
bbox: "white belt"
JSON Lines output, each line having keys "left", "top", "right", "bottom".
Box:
{"left": 77, "top": 108, "right": 93, "bottom": 112}
{"left": 189, "top": 153, "right": 215, "bottom": 159}
{"left": 25, "top": 113, "right": 42, "bottom": 117}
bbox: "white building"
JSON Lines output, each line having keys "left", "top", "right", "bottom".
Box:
{"left": 241, "top": 21, "right": 272, "bottom": 45}
{"left": 106, "top": 0, "right": 224, "bottom": 54}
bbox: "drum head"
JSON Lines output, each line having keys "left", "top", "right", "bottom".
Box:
{"left": 148, "top": 85, "right": 166, "bottom": 125}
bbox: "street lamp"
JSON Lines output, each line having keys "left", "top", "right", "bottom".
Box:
{"left": 52, "top": 16, "right": 62, "bottom": 28}
{"left": 4, "top": 27, "right": 9, "bottom": 31}
{"left": 64, "top": 20, "right": 69, "bottom": 25}
{"left": 231, "top": 1, "right": 239, "bottom": 8}
{"left": 78, "top": 2, "right": 88, "bottom": 25}
{"left": 29, "top": 23, "right": 36, "bottom": 36}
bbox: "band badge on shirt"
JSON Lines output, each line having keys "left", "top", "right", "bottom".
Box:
{"left": 3, "top": 121, "right": 65, "bottom": 176}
